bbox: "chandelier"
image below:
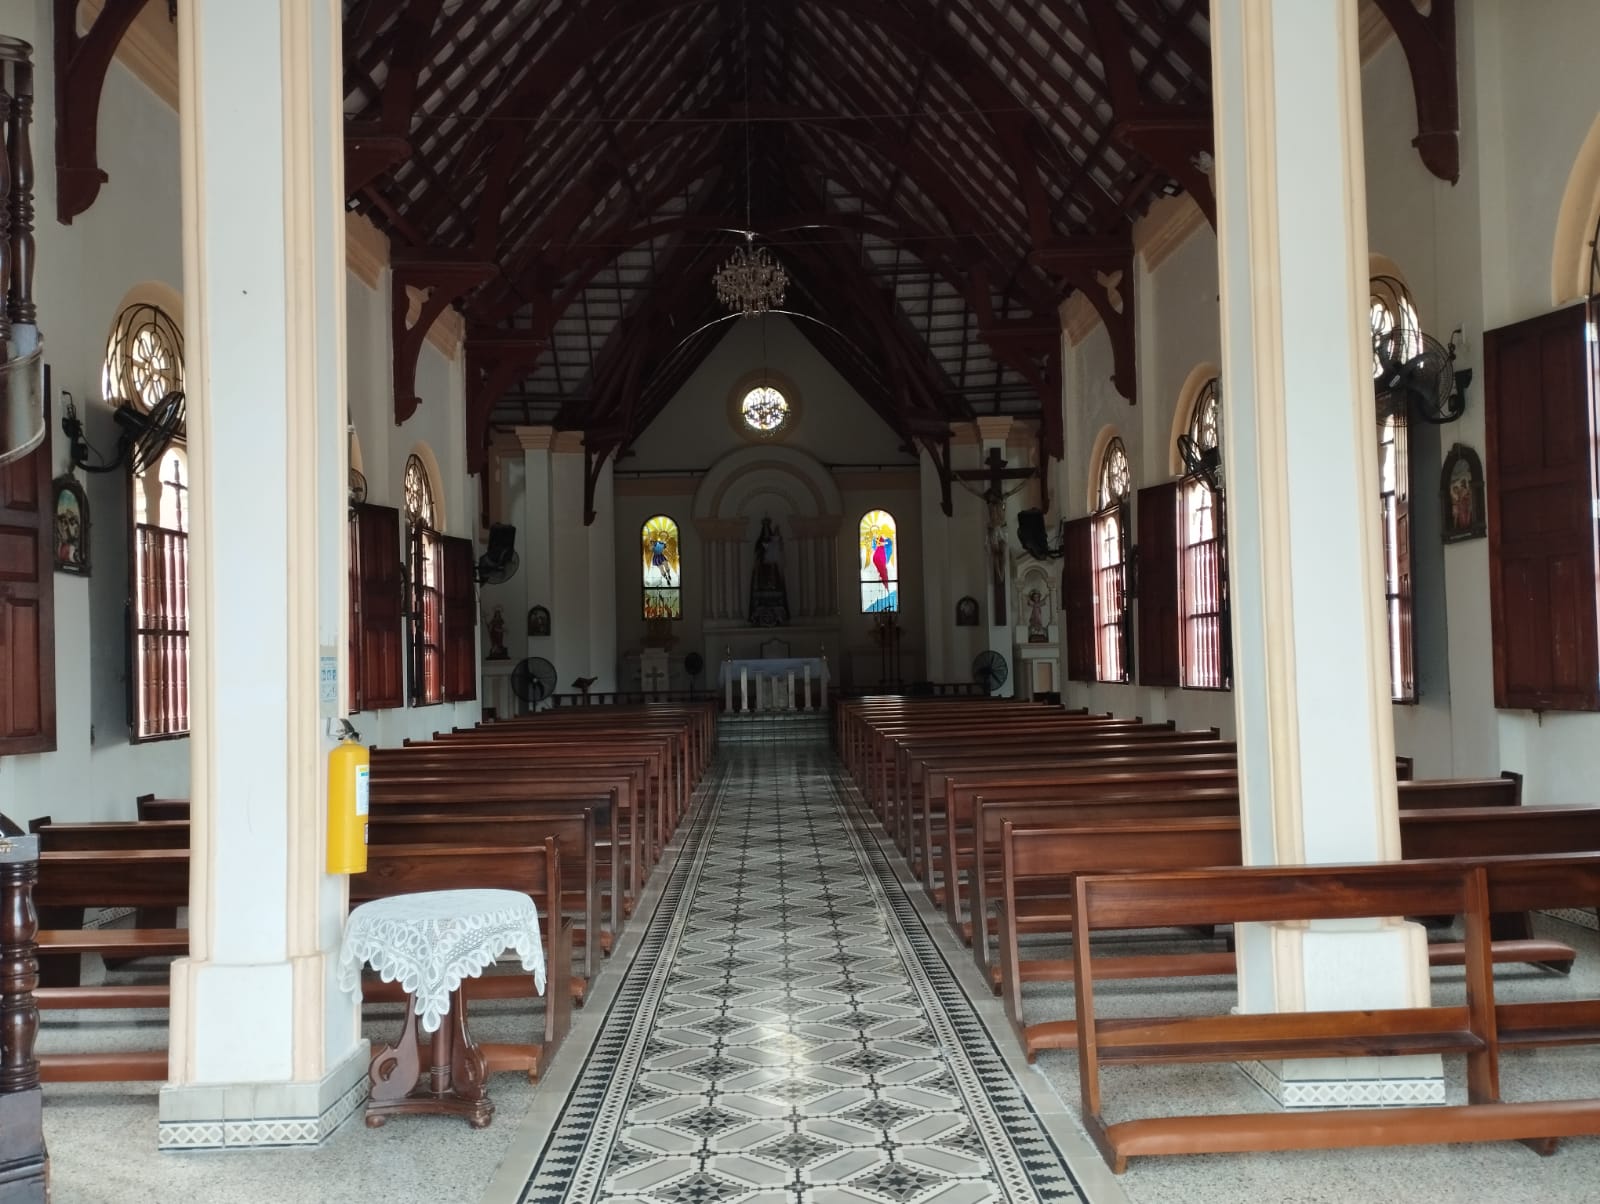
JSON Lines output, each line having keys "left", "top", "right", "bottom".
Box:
{"left": 714, "top": 233, "right": 788, "bottom": 317}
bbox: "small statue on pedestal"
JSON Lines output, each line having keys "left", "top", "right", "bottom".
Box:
{"left": 486, "top": 606, "right": 509, "bottom": 660}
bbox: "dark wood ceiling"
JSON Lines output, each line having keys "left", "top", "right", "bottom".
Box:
{"left": 329, "top": 0, "right": 1456, "bottom": 475}
{"left": 53, "top": 1, "right": 1461, "bottom": 483}
{"left": 340, "top": 0, "right": 1216, "bottom": 467}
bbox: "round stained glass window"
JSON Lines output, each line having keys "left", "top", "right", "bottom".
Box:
{"left": 740, "top": 386, "right": 790, "bottom": 434}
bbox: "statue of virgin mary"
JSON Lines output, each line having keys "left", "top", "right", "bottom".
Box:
{"left": 747, "top": 517, "right": 790, "bottom": 626}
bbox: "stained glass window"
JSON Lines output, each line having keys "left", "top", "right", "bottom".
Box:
{"left": 642, "top": 515, "right": 682, "bottom": 620}
{"left": 1371, "top": 277, "right": 1417, "bottom": 702}
{"left": 403, "top": 454, "right": 435, "bottom": 529}
{"left": 859, "top": 509, "right": 898, "bottom": 613}
{"left": 1092, "top": 437, "right": 1131, "bottom": 682}
{"left": 740, "top": 386, "right": 790, "bottom": 434}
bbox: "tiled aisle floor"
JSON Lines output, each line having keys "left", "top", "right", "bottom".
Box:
{"left": 506, "top": 741, "right": 1102, "bottom": 1204}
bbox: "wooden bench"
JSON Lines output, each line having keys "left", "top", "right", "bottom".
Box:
{"left": 28, "top": 838, "right": 577, "bottom": 1082}
{"left": 1072, "top": 854, "right": 1600, "bottom": 1172}
{"left": 996, "top": 805, "right": 1600, "bottom": 1059}
{"left": 953, "top": 776, "right": 1522, "bottom": 981}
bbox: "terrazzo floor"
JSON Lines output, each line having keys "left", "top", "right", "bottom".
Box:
{"left": 35, "top": 737, "right": 1600, "bottom": 1204}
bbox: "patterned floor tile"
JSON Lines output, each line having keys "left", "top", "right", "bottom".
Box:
{"left": 515, "top": 743, "right": 1090, "bottom": 1204}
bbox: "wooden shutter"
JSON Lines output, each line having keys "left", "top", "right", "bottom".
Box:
{"left": 1062, "top": 516, "right": 1096, "bottom": 682}
{"left": 1136, "top": 482, "right": 1180, "bottom": 687}
{"left": 441, "top": 535, "right": 478, "bottom": 702}
{"left": 0, "top": 436, "right": 55, "bottom": 754}
{"left": 1485, "top": 303, "right": 1600, "bottom": 711}
{"left": 351, "top": 504, "right": 404, "bottom": 711}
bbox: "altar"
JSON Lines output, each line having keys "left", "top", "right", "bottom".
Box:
{"left": 718, "top": 656, "right": 829, "bottom": 712}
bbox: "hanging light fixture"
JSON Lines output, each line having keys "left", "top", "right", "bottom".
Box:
{"left": 713, "top": 0, "right": 787, "bottom": 318}
{"left": 715, "top": 233, "right": 788, "bottom": 317}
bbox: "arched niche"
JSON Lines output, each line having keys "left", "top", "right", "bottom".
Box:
{"left": 1552, "top": 113, "right": 1600, "bottom": 306}
{"left": 693, "top": 444, "right": 843, "bottom": 523}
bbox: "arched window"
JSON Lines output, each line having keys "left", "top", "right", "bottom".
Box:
{"left": 1179, "top": 379, "right": 1228, "bottom": 689}
{"left": 111, "top": 300, "right": 191, "bottom": 741}
{"left": 404, "top": 452, "right": 444, "bottom": 706}
{"left": 1092, "top": 437, "right": 1132, "bottom": 682}
{"left": 1371, "top": 275, "right": 1417, "bottom": 702}
{"left": 642, "top": 515, "right": 682, "bottom": 619}
{"left": 859, "top": 510, "right": 899, "bottom": 613}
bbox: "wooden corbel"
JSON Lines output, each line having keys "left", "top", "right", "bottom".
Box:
{"left": 1080, "top": 0, "right": 1216, "bottom": 226}
{"left": 1031, "top": 240, "right": 1137, "bottom": 407}
{"left": 391, "top": 256, "right": 496, "bottom": 425}
{"left": 1371, "top": 0, "right": 1460, "bottom": 184}
{"left": 906, "top": 419, "right": 955, "bottom": 517}
{"left": 345, "top": 131, "right": 413, "bottom": 197}
{"left": 54, "top": 0, "right": 150, "bottom": 224}
{"left": 463, "top": 333, "right": 546, "bottom": 474}
{"left": 581, "top": 435, "right": 619, "bottom": 527}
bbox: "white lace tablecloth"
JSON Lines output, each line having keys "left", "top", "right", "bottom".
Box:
{"left": 338, "top": 889, "right": 546, "bottom": 1033}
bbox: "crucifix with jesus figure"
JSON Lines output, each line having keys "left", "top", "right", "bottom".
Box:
{"left": 951, "top": 446, "right": 1036, "bottom": 620}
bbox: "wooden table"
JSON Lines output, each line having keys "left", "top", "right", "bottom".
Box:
{"left": 338, "top": 888, "right": 546, "bottom": 1128}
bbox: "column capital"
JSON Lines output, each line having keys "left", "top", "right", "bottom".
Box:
{"left": 515, "top": 425, "right": 557, "bottom": 452}
{"left": 695, "top": 517, "right": 747, "bottom": 540}
{"left": 974, "top": 416, "right": 1013, "bottom": 446}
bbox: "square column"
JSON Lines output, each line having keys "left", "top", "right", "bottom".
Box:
{"left": 1212, "top": 0, "right": 1436, "bottom": 1105}
{"left": 977, "top": 418, "right": 1017, "bottom": 698}
{"left": 161, "top": 0, "right": 367, "bottom": 1148}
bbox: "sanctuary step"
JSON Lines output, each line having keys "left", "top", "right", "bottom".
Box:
{"left": 716, "top": 712, "right": 830, "bottom": 744}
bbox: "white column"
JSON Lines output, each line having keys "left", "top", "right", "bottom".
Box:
{"left": 724, "top": 658, "right": 734, "bottom": 711}
{"left": 803, "top": 663, "right": 813, "bottom": 710}
{"left": 740, "top": 666, "right": 750, "bottom": 712}
{"left": 162, "top": 0, "right": 366, "bottom": 1147}
{"left": 1212, "top": 0, "right": 1433, "bottom": 1104}
{"left": 919, "top": 447, "right": 950, "bottom": 681}
{"left": 520, "top": 430, "right": 556, "bottom": 665}
{"left": 586, "top": 456, "right": 617, "bottom": 691}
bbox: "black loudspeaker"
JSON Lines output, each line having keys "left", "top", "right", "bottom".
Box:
{"left": 483, "top": 523, "right": 516, "bottom": 566}
{"left": 1017, "top": 508, "right": 1054, "bottom": 559}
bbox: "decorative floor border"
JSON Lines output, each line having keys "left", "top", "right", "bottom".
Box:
{"left": 517, "top": 762, "right": 731, "bottom": 1203}
{"left": 825, "top": 771, "right": 1090, "bottom": 1203}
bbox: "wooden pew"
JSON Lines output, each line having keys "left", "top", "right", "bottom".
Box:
{"left": 953, "top": 776, "right": 1521, "bottom": 981}
{"left": 29, "top": 838, "right": 576, "bottom": 1082}
{"left": 1072, "top": 855, "right": 1600, "bottom": 1172}
{"left": 996, "top": 806, "right": 1600, "bottom": 1059}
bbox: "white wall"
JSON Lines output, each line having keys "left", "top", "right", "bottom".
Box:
{"left": 0, "top": 4, "right": 188, "bottom": 823}
{"left": 1060, "top": 2, "right": 1600, "bottom": 797}
{"left": 0, "top": 16, "right": 481, "bottom": 824}
{"left": 345, "top": 275, "right": 483, "bottom": 747}
{"left": 613, "top": 314, "right": 928, "bottom": 688}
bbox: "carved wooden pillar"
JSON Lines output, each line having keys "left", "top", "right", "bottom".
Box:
{"left": 0, "top": 832, "right": 46, "bottom": 1202}
{"left": 4, "top": 43, "right": 33, "bottom": 328}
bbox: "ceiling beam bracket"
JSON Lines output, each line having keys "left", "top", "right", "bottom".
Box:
{"left": 53, "top": 0, "right": 149, "bottom": 224}
{"left": 391, "top": 257, "right": 496, "bottom": 426}
{"left": 1032, "top": 240, "right": 1138, "bottom": 408}
{"left": 1371, "top": 0, "right": 1459, "bottom": 184}
{"left": 463, "top": 333, "right": 546, "bottom": 474}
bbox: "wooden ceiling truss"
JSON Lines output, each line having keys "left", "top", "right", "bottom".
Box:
{"left": 47, "top": 1, "right": 1466, "bottom": 478}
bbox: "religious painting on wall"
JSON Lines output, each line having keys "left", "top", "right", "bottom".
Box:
{"left": 52, "top": 475, "right": 90, "bottom": 576}
{"left": 528, "top": 605, "right": 550, "bottom": 637}
{"left": 642, "top": 514, "right": 682, "bottom": 620}
{"left": 859, "top": 509, "right": 898, "bottom": 613}
{"left": 1440, "top": 443, "right": 1487, "bottom": 543}
{"left": 955, "top": 595, "right": 979, "bottom": 626}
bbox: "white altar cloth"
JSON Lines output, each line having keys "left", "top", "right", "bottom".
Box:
{"left": 717, "top": 656, "right": 829, "bottom": 687}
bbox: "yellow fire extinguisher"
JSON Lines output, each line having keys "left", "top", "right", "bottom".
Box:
{"left": 327, "top": 720, "right": 369, "bottom": 875}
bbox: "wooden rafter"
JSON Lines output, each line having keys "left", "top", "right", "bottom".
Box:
{"left": 53, "top": 0, "right": 150, "bottom": 224}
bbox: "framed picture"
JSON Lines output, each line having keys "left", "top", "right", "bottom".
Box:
{"left": 1440, "top": 443, "right": 1487, "bottom": 543}
{"left": 955, "top": 595, "right": 979, "bottom": 627}
{"left": 53, "top": 475, "right": 90, "bottom": 575}
{"left": 528, "top": 604, "right": 551, "bottom": 637}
